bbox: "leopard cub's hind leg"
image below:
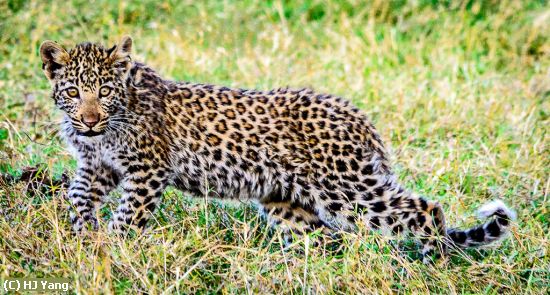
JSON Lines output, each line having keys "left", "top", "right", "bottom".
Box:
{"left": 259, "top": 196, "right": 331, "bottom": 247}
{"left": 319, "top": 179, "right": 449, "bottom": 263}
{"left": 411, "top": 199, "right": 447, "bottom": 263}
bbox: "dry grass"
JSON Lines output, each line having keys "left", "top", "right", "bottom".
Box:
{"left": 0, "top": 0, "right": 549, "bottom": 293}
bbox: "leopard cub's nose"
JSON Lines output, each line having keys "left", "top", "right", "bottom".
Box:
{"left": 82, "top": 113, "right": 100, "bottom": 128}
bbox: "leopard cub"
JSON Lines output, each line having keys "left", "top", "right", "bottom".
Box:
{"left": 40, "top": 36, "right": 515, "bottom": 262}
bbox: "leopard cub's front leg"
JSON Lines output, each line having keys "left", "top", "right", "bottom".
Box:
{"left": 68, "top": 164, "right": 118, "bottom": 233}
{"left": 108, "top": 166, "right": 168, "bottom": 234}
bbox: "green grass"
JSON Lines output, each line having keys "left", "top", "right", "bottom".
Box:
{"left": 1, "top": 0, "right": 549, "bottom": 293}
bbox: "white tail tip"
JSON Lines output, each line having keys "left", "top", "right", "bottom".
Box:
{"left": 477, "top": 199, "right": 517, "bottom": 221}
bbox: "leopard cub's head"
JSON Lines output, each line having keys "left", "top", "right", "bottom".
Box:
{"left": 40, "top": 36, "right": 133, "bottom": 136}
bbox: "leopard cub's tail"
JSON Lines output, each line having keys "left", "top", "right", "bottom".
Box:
{"left": 446, "top": 200, "right": 516, "bottom": 249}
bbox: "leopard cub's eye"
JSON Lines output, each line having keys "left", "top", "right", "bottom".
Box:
{"left": 66, "top": 87, "right": 79, "bottom": 98}
{"left": 99, "top": 86, "right": 112, "bottom": 97}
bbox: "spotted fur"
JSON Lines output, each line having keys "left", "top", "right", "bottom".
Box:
{"left": 40, "top": 37, "right": 515, "bottom": 262}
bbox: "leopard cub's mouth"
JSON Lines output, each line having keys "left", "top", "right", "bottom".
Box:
{"left": 77, "top": 129, "right": 105, "bottom": 137}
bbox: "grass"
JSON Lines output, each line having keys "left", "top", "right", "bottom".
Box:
{"left": 0, "top": 0, "right": 549, "bottom": 293}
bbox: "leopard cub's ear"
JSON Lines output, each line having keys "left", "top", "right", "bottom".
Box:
{"left": 107, "top": 36, "right": 133, "bottom": 75}
{"left": 39, "top": 41, "right": 70, "bottom": 82}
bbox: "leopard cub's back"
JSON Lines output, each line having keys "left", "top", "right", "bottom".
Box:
{"left": 130, "top": 74, "right": 390, "bottom": 206}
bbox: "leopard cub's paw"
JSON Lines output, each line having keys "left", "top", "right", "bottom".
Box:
{"left": 70, "top": 211, "right": 98, "bottom": 234}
